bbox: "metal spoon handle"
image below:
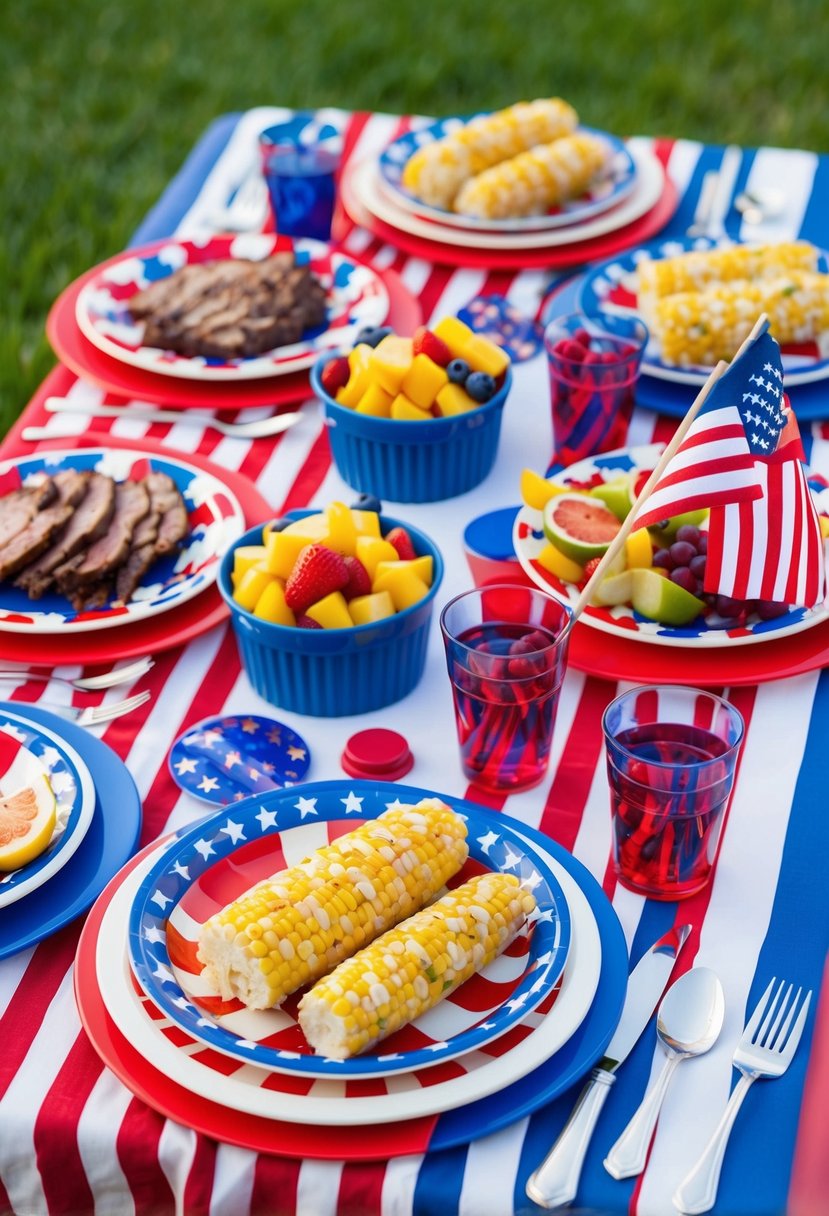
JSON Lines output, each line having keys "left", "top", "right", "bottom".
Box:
{"left": 604, "top": 1050, "right": 682, "bottom": 1180}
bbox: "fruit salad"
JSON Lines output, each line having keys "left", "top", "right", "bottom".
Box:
{"left": 231, "top": 501, "right": 434, "bottom": 629}
{"left": 319, "top": 319, "right": 510, "bottom": 421}
{"left": 520, "top": 466, "right": 794, "bottom": 629}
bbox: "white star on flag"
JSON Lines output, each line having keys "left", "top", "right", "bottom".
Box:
{"left": 173, "top": 996, "right": 193, "bottom": 1011}
{"left": 152, "top": 961, "right": 176, "bottom": 984}
{"left": 40, "top": 746, "right": 61, "bottom": 768}
{"left": 174, "top": 757, "right": 198, "bottom": 775}
{"left": 150, "top": 890, "right": 171, "bottom": 911}
{"left": 201, "top": 730, "right": 223, "bottom": 747}
{"left": 425, "top": 1041, "right": 449, "bottom": 1052}
{"left": 197, "top": 775, "right": 220, "bottom": 794}
{"left": 143, "top": 925, "right": 165, "bottom": 945}
{"left": 193, "top": 838, "right": 216, "bottom": 860}
{"left": 341, "top": 791, "right": 364, "bottom": 814}
{"left": 476, "top": 830, "right": 499, "bottom": 855}
{"left": 295, "top": 796, "right": 318, "bottom": 818}
{"left": 521, "top": 869, "right": 544, "bottom": 891}
{"left": 502, "top": 847, "right": 521, "bottom": 870}
{"left": 384, "top": 798, "right": 407, "bottom": 812}
{"left": 256, "top": 806, "right": 278, "bottom": 831}
{"left": 506, "top": 992, "right": 530, "bottom": 1012}
{"left": 172, "top": 860, "right": 190, "bottom": 880}
{"left": 220, "top": 819, "right": 245, "bottom": 844}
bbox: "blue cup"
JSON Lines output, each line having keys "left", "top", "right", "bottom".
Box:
{"left": 260, "top": 126, "right": 341, "bottom": 241}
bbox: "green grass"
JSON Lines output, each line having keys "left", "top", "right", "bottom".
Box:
{"left": 2, "top": 0, "right": 828, "bottom": 429}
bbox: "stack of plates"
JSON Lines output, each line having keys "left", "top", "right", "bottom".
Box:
{"left": 75, "top": 781, "right": 628, "bottom": 1159}
{"left": 45, "top": 234, "right": 422, "bottom": 410}
{"left": 342, "top": 119, "right": 679, "bottom": 270}
{"left": 0, "top": 702, "right": 141, "bottom": 960}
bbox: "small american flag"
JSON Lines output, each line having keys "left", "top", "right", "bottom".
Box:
{"left": 632, "top": 321, "right": 826, "bottom": 609}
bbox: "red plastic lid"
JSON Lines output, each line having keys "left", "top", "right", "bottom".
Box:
{"left": 341, "top": 729, "right": 414, "bottom": 781}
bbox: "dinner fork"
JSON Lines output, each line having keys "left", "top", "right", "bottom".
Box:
{"left": 0, "top": 657, "right": 154, "bottom": 691}
{"left": 24, "top": 399, "right": 304, "bottom": 442}
{"left": 36, "top": 690, "right": 151, "bottom": 727}
{"left": 674, "top": 978, "right": 812, "bottom": 1214}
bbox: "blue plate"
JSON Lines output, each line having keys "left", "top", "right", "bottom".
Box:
{"left": 168, "top": 714, "right": 311, "bottom": 806}
{"left": 0, "top": 709, "right": 95, "bottom": 908}
{"left": 128, "top": 782, "right": 572, "bottom": 1078}
{"left": 0, "top": 702, "right": 142, "bottom": 960}
{"left": 379, "top": 118, "right": 637, "bottom": 233}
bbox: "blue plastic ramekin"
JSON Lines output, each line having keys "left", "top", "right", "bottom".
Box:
{"left": 310, "top": 355, "right": 512, "bottom": 503}
{"left": 218, "top": 511, "right": 444, "bottom": 717}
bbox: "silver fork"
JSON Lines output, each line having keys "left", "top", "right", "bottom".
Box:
{"left": 0, "top": 657, "right": 154, "bottom": 691}
{"left": 674, "top": 978, "right": 812, "bottom": 1214}
{"left": 22, "top": 399, "right": 303, "bottom": 442}
{"left": 37, "top": 690, "right": 151, "bottom": 727}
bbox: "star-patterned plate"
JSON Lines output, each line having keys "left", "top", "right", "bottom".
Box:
{"left": 514, "top": 443, "right": 829, "bottom": 648}
{"left": 168, "top": 714, "right": 311, "bottom": 805}
{"left": 0, "top": 708, "right": 96, "bottom": 909}
{"left": 577, "top": 235, "right": 829, "bottom": 387}
{"left": 127, "top": 781, "right": 571, "bottom": 1079}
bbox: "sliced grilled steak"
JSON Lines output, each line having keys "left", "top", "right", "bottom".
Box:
{"left": 115, "top": 473, "right": 188, "bottom": 602}
{"left": 16, "top": 472, "right": 116, "bottom": 598}
{"left": 0, "top": 472, "right": 89, "bottom": 582}
{"left": 0, "top": 477, "right": 58, "bottom": 549}
{"left": 55, "top": 480, "right": 150, "bottom": 593}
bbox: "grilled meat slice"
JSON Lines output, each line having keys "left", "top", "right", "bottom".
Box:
{"left": 0, "top": 472, "right": 89, "bottom": 582}
{"left": 0, "top": 477, "right": 58, "bottom": 549}
{"left": 55, "top": 480, "right": 150, "bottom": 593}
{"left": 16, "top": 472, "right": 116, "bottom": 598}
{"left": 115, "top": 473, "right": 188, "bottom": 602}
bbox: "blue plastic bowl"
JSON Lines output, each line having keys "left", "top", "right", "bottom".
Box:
{"left": 311, "top": 354, "right": 512, "bottom": 503}
{"left": 218, "top": 511, "right": 444, "bottom": 717}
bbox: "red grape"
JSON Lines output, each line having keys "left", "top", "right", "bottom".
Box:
{"left": 670, "top": 567, "right": 699, "bottom": 594}
{"left": 674, "top": 524, "right": 701, "bottom": 546}
{"left": 653, "top": 548, "right": 673, "bottom": 570}
{"left": 756, "top": 600, "right": 789, "bottom": 620}
{"left": 669, "top": 541, "right": 697, "bottom": 566}
{"left": 689, "top": 554, "right": 707, "bottom": 578}
{"left": 697, "top": 532, "right": 708, "bottom": 554}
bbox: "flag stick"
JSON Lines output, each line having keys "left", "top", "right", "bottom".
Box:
{"left": 569, "top": 313, "right": 770, "bottom": 623}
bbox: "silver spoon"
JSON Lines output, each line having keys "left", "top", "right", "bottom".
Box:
{"left": 604, "top": 967, "right": 725, "bottom": 1180}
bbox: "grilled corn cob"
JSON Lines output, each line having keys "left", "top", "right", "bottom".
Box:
{"left": 197, "top": 800, "right": 468, "bottom": 1010}
{"left": 401, "top": 99, "right": 578, "bottom": 210}
{"left": 453, "top": 132, "right": 611, "bottom": 220}
{"left": 649, "top": 271, "right": 829, "bottom": 365}
{"left": 637, "top": 241, "right": 817, "bottom": 301}
{"left": 298, "top": 873, "right": 536, "bottom": 1058}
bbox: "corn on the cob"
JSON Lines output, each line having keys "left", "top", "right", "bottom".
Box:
{"left": 298, "top": 873, "right": 536, "bottom": 1059}
{"left": 453, "top": 133, "right": 611, "bottom": 220}
{"left": 649, "top": 271, "right": 829, "bottom": 365}
{"left": 637, "top": 241, "right": 818, "bottom": 302}
{"left": 401, "top": 99, "right": 578, "bottom": 210}
{"left": 197, "top": 800, "right": 468, "bottom": 1010}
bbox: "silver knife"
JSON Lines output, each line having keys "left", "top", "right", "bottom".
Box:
{"left": 526, "top": 923, "right": 692, "bottom": 1209}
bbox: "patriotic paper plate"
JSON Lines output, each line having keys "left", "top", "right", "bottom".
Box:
{"left": 0, "top": 449, "right": 245, "bottom": 635}
{"left": 349, "top": 143, "right": 662, "bottom": 252}
{"left": 377, "top": 120, "right": 637, "bottom": 233}
{"left": 168, "top": 714, "right": 311, "bottom": 806}
{"left": 578, "top": 235, "right": 829, "bottom": 387}
{"left": 0, "top": 709, "right": 95, "bottom": 909}
{"left": 513, "top": 443, "right": 829, "bottom": 649}
{"left": 75, "top": 234, "right": 389, "bottom": 382}
{"left": 95, "top": 820, "right": 606, "bottom": 1134}
{"left": 127, "top": 782, "right": 571, "bottom": 1081}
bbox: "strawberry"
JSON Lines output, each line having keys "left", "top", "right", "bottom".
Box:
{"left": 296, "top": 614, "right": 323, "bottom": 629}
{"left": 284, "top": 544, "right": 349, "bottom": 613}
{"left": 412, "top": 326, "right": 452, "bottom": 367}
{"left": 341, "top": 554, "right": 372, "bottom": 600}
{"left": 385, "top": 526, "right": 416, "bottom": 561}
{"left": 581, "top": 556, "right": 602, "bottom": 585}
{"left": 320, "top": 356, "right": 351, "bottom": 396}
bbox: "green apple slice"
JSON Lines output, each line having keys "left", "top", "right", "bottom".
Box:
{"left": 591, "top": 570, "right": 634, "bottom": 606}
{"left": 542, "top": 494, "right": 621, "bottom": 562}
{"left": 590, "top": 475, "right": 634, "bottom": 522}
{"left": 631, "top": 568, "right": 705, "bottom": 625}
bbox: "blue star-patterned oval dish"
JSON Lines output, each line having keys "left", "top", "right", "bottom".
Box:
{"left": 168, "top": 715, "right": 311, "bottom": 805}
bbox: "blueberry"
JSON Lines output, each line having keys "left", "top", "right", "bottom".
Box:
{"left": 350, "top": 493, "right": 383, "bottom": 513}
{"left": 465, "top": 371, "right": 497, "bottom": 402}
{"left": 447, "top": 358, "right": 471, "bottom": 384}
{"left": 356, "top": 326, "right": 393, "bottom": 349}
{"left": 266, "top": 516, "right": 293, "bottom": 533}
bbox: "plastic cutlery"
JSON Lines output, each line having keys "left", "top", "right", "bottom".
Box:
{"left": 23, "top": 398, "right": 303, "bottom": 441}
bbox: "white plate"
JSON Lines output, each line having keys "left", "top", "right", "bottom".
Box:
{"left": 98, "top": 833, "right": 601, "bottom": 1126}
{"left": 345, "top": 144, "right": 665, "bottom": 253}
{"left": 513, "top": 443, "right": 829, "bottom": 648}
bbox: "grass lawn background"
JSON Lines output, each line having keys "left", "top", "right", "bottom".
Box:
{"left": 2, "top": 0, "right": 828, "bottom": 430}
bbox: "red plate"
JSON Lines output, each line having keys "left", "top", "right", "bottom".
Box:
{"left": 74, "top": 843, "right": 437, "bottom": 1160}
{"left": 0, "top": 435, "right": 273, "bottom": 666}
{"left": 343, "top": 176, "right": 678, "bottom": 271}
{"left": 46, "top": 257, "right": 421, "bottom": 409}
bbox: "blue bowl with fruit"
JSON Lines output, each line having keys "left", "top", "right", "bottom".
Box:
{"left": 311, "top": 319, "right": 513, "bottom": 503}
{"left": 218, "top": 501, "right": 444, "bottom": 716}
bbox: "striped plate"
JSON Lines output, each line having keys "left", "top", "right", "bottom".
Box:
{"left": 127, "top": 782, "right": 571, "bottom": 1079}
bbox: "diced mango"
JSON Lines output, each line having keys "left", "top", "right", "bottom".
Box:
{"left": 433, "top": 316, "right": 475, "bottom": 360}
{"left": 265, "top": 530, "right": 311, "bottom": 578}
{"left": 370, "top": 335, "right": 414, "bottom": 395}
{"left": 336, "top": 344, "right": 373, "bottom": 408}
{"left": 373, "top": 556, "right": 433, "bottom": 587}
{"left": 463, "top": 333, "right": 510, "bottom": 378}
{"left": 355, "top": 382, "right": 393, "bottom": 417}
{"left": 233, "top": 544, "right": 268, "bottom": 581}
{"left": 535, "top": 543, "right": 584, "bottom": 584}
{"left": 234, "top": 567, "right": 275, "bottom": 612}
{"left": 351, "top": 510, "right": 382, "bottom": 538}
{"left": 401, "top": 354, "right": 448, "bottom": 409}
{"left": 355, "top": 535, "right": 400, "bottom": 578}
{"left": 625, "top": 528, "right": 654, "bottom": 570}
{"left": 324, "top": 501, "right": 358, "bottom": 556}
{"left": 435, "top": 382, "right": 476, "bottom": 416}
{"left": 390, "top": 393, "right": 431, "bottom": 421}
{"left": 253, "top": 580, "right": 296, "bottom": 626}
{"left": 282, "top": 513, "right": 330, "bottom": 543}
{"left": 820, "top": 515, "right": 829, "bottom": 540}
{"left": 520, "top": 469, "right": 567, "bottom": 511}
{"left": 305, "top": 590, "right": 352, "bottom": 629}
{"left": 372, "top": 567, "right": 430, "bottom": 611}
{"left": 348, "top": 590, "right": 396, "bottom": 626}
